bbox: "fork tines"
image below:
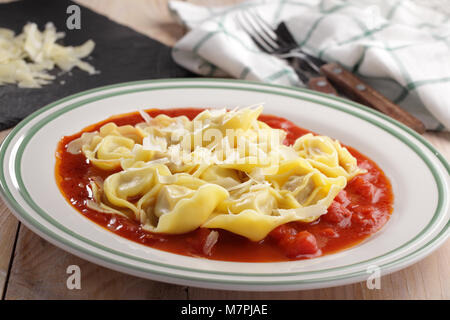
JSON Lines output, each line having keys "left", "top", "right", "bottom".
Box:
{"left": 235, "top": 10, "right": 284, "bottom": 54}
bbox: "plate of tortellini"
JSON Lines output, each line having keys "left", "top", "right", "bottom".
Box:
{"left": 0, "top": 79, "right": 448, "bottom": 291}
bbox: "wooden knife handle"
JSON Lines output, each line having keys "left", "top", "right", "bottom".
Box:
{"left": 308, "top": 76, "right": 338, "bottom": 96}
{"left": 320, "top": 62, "right": 426, "bottom": 134}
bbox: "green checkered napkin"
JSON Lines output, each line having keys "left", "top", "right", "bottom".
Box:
{"left": 169, "top": 0, "right": 450, "bottom": 131}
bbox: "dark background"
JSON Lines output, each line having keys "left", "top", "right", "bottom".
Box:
{"left": 0, "top": 0, "right": 194, "bottom": 130}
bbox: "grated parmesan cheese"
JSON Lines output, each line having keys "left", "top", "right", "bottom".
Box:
{"left": 0, "top": 22, "right": 97, "bottom": 88}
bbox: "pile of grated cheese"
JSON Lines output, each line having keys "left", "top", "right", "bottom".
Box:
{"left": 0, "top": 22, "right": 97, "bottom": 88}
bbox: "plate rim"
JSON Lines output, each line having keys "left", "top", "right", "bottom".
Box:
{"left": 1, "top": 78, "right": 449, "bottom": 288}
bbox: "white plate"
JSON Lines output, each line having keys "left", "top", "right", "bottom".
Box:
{"left": 0, "top": 79, "right": 449, "bottom": 291}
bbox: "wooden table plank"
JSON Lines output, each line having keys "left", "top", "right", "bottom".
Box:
{"left": 0, "top": 207, "right": 18, "bottom": 299}
{"left": 0, "top": 0, "right": 449, "bottom": 300}
{"left": 0, "top": 129, "right": 19, "bottom": 299}
{"left": 4, "top": 225, "right": 188, "bottom": 300}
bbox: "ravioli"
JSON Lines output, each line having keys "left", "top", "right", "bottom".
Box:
{"left": 67, "top": 106, "right": 365, "bottom": 241}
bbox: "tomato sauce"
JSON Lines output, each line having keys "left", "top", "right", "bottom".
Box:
{"left": 55, "top": 108, "right": 393, "bottom": 262}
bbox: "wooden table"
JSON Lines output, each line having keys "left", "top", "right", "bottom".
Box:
{"left": 0, "top": 0, "right": 449, "bottom": 300}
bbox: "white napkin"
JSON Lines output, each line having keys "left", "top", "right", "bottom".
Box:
{"left": 169, "top": 0, "right": 450, "bottom": 131}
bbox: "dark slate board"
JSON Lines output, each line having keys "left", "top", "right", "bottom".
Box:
{"left": 0, "top": 0, "right": 194, "bottom": 130}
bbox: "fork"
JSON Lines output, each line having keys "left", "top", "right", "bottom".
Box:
{"left": 235, "top": 11, "right": 338, "bottom": 95}
{"left": 236, "top": 11, "right": 426, "bottom": 134}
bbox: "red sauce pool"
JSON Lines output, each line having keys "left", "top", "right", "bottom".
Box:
{"left": 55, "top": 108, "right": 393, "bottom": 262}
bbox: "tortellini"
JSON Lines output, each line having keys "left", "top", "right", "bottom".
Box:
{"left": 67, "top": 122, "right": 144, "bottom": 170}
{"left": 293, "top": 133, "right": 366, "bottom": 180}
{"left": 150, "top": 182, "right": 228, "bottom": 234}
{"left": 72, "top": 106, "right": 365, "bottom": 241}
